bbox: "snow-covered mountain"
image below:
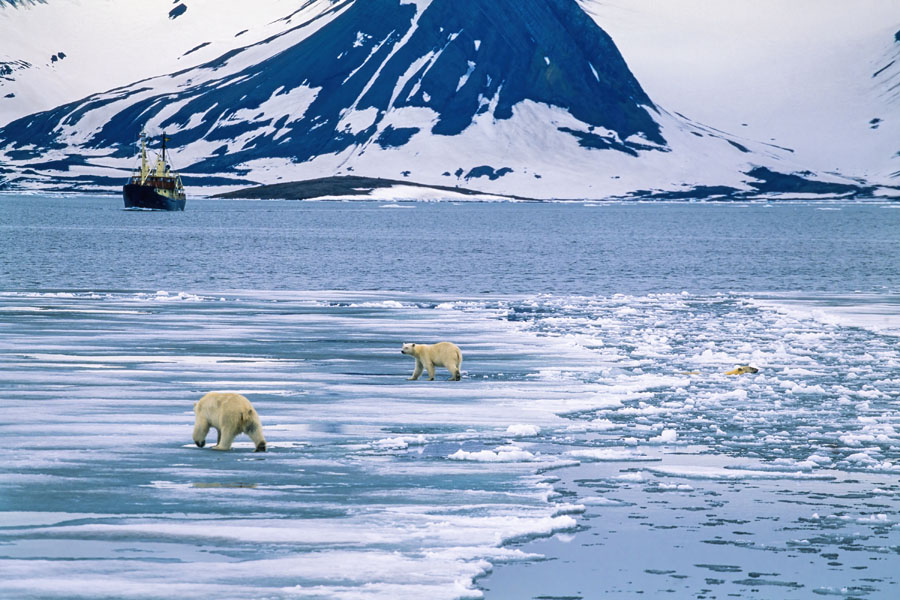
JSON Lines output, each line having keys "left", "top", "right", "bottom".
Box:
{"left": 582, "top": 0, "right": 900, "bottom": 188}
{"left": 0, "top": 0, "right": 307, "bottom": 123}
{"left": 0, "top": 0, "right": 897, "bottom": 199}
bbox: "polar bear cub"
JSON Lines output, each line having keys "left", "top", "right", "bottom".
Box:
{"left": 401, "top": 342, "right": 462, "bottom": 381}
{"left": 193, "top": 392, "right": 266, "bottom": 452}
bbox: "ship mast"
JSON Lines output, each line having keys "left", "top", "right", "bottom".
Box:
{"left": 139, "top": 130, "right": 149, "bottom": 183}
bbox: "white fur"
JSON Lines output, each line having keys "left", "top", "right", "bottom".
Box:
{"left": 192, "top": 392, "right": 266, "bottom": 451}
{"left": 401, "top": 342, "right": 463, "bottom": 381}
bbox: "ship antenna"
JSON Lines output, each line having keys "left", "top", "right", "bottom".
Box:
{"left": 161, "top": 132, "right": 167, "bottom": 167}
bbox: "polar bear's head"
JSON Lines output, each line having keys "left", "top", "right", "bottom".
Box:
{"left": 192, "top": 401, "right": 207, "bottom": 447}
{"left": 400, "top": 343, "right": 416, "bottom": 355}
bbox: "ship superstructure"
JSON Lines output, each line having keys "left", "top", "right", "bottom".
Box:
{"left": 123, "top": 131, "right": 186, "bottom": 211}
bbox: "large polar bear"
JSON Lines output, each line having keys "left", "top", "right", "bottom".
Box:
{"left": 192, "top": 392, "right": 266, "bottom": 452}
{"left": 401, "top": 342, "right": 462, "bottom": 381}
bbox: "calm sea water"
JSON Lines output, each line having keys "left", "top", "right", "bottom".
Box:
{"left": 1, "top": 195, "right": 899, "bottom": 600}
{"left": 2, "top": 196, "right": 898, "bottom": 294}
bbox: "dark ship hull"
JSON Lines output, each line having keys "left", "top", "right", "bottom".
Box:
{"left": 123, "top": 183, "right": 186, "bottom": 211}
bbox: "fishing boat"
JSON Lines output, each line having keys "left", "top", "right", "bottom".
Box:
{"left": 123, "top": 130, "right": 186, "bottom": 211}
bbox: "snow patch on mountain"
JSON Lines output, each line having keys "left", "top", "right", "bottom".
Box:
{"left": 0, "top": 0, "right": 319, "bottom": 124}
{"left": 580, "top": 0, "right": 900, "bottom": 183}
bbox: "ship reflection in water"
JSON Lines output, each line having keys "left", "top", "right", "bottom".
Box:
{"left": 123, "top": 130, "right": 186, "bottom": 211}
